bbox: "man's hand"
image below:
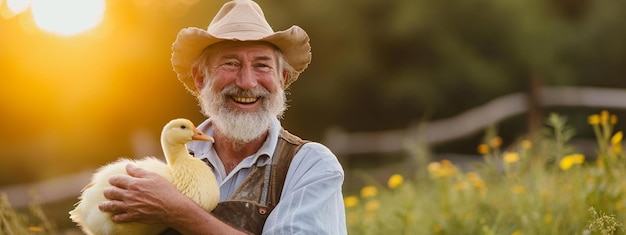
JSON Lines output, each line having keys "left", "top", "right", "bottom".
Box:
{"left": 98, "top": 164, "right": 188, "bottom": 225}
{"left": 99, "top": 164, "right": 248, "bottom": 235}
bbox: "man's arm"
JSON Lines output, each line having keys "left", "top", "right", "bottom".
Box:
{"left": 98, "top": 164, "right": 248, "bottom": 235}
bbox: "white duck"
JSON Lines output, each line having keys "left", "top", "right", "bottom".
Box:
{"left": 69, "top": 118, "right": 220, "bottom": 235}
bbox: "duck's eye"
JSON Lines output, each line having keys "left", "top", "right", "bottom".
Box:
{"left": 180, "top": 125, "right": 187, "bottom": 129}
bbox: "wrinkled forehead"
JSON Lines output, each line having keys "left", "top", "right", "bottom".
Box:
{"left": 202, "top": 40, "right": 280, "bottom": 61}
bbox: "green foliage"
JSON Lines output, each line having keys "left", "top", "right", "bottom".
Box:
{"left": 345, "top": 111, "right": 626, "bottom": 234}
{"left": 278, "top": 0, "right": 626, "bottom": 141}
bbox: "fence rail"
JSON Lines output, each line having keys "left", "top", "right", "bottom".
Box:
{"left": 323, "top": 86, "right": 626, "bottom": 155}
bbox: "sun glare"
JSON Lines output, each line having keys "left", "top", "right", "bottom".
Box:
{"left": 6, "top": 0, "right": 30, "bottom": 14}
{"left": 31, "top": 0, "right": 105, "bottom": 36}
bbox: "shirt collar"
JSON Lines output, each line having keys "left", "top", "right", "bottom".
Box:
{"left": 187, "top": 117, "right": 282, "bottom": 180}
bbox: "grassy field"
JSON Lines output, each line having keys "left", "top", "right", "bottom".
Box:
{"left": 344, "top": 111, "right": 625, "bottom": 235}
{"left": 2, "top": 111, "right": 625, "bottom": 235}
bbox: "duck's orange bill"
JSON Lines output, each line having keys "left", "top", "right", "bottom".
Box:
{"left": 192, "top": 128, "right": 215, "bottom": 142}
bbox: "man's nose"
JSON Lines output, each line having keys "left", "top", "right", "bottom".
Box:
{"left": 236, "top": 65, "right": 258, "bottom": 90}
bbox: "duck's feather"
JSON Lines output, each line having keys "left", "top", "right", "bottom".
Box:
{"left": 70, "top": 157, "right": 171, "bottom": 235}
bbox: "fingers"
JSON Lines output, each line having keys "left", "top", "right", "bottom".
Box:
{"left": 123, "top": 164, "right": 170, "bottom": 186}
{"left": 108, "top": 164, "right": 151, "bottom": 189}
{"left": 98, "top": 201, "right": 134, "bottom": 223}
{"left": 111, "top": 212, "right": 133, "bottom": 223}
{"left": 98, "top": 200, "right": 125, "bottom": 214}
{"left": 125, "top": 164, "right": 149, "bottom": 177}
{"left": 103, "top": 185, "right": 125, "bottom": 200}
{"left": 108, "top": 174, "right": 134, "bottom": 189}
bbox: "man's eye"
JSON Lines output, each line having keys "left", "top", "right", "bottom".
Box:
{"left": 224, "top": 62, "right": 238, "bottom": 67}
{"left": 221, "top": 62, "right": 239, "bottom": 71}
{"left": 255, "top": 63, "right": 272, "bottom": 69}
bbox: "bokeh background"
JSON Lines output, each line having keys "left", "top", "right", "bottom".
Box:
{"left": 1, "top": 0, "right": 626, "bottom": 233}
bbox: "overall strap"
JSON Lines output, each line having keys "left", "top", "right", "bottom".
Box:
{"left": 267, "top": 129, "right": 309, "bottom": 208}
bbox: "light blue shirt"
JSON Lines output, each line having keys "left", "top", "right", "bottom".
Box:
{"left": 186, "top": 118, "right": 347, "bottom": 234}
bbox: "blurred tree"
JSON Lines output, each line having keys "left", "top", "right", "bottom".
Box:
{"left": 263, "top": 0, "right": 626, "bottom": 150}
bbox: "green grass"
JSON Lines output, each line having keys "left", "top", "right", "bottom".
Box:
{"left": 345, "top": 112, "right": 626, "bottom": 235}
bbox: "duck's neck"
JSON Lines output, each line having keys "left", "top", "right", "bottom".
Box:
{"left": 162, "top": 141, "right": 189, "bottom": 165}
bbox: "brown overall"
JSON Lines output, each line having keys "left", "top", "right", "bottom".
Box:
{"left": 160, "top": 129, "right": 308, "bottom": 235}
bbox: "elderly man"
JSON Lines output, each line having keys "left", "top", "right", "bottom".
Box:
{"left": 98, "top": 0, "right": 347, "bottom": 234}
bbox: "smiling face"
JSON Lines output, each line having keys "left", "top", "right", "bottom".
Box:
{"left": 193, "top": 41, "right": 287, "bottom": 144}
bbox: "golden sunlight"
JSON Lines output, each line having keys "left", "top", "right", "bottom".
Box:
{"left": 31, "top": 0, "right": 105, "bottom": 36}
{"left": 5, "top": 0, "right": 30, "bottom": 15}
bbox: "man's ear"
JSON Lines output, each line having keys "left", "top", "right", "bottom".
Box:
{"left": 281, "top": 71, "right": 287, "bottom": 89}
{"left": 192, "top": 67, "right": 205, "bottom": 90}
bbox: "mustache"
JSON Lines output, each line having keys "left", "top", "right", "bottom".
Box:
{"left": 220, "top": 84, "right": 270, "bottom": 97}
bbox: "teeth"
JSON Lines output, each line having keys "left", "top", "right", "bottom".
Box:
{"left": 233, "top": 96, "right": 258, "bottom": 104}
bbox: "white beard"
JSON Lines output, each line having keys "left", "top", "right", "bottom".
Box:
{"left": 198, "top": 82, "right": 286, "bottom": 145}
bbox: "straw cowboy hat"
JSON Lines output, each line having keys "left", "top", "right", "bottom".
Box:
{"left": 171, "top": 0, "right": 311, "bottom": 96}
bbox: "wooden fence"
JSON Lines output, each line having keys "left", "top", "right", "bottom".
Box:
{"left": 324, "top": 86, "right": 626, "bottom": 155}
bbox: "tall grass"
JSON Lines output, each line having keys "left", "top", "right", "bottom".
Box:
{"left": 0, "top": 192, "right": 56, "bottom": 235}
{"left": 345, "top": 111, "right": 626, "bottom": 235}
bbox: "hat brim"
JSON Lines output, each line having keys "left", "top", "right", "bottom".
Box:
{"left": 171, "top": 26, "right": 311, "bottom": 96}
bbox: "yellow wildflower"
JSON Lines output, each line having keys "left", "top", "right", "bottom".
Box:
{"left": 559, "top": 154, "right": 585, "bottom": 170}
{"left": 511, "top": 229, "right": 522, "bottom": 235}
{"left": 28, "top": 226, "right": 44, "bottom": 232}
{"left": 588, "top": 114, "right": 600, "bottom": 125}
{"left": 489, "top": 136, "right": 503, "bottom": 148}
{"left": 428, "top": 160, "right": 458, "bottom": 178}
{"left": 465, "top": 172, "right": 487, "bottom": 195}
{"left": 344, "top": 196, "right": 359, "bottom": 208}
{"left": 503, "top": 152, "right": 520, "bottom": 164}
{"left": 466, "top": 172, "right": 485, "bottom": 187}
{"left": 476, "top": 144, "right": 489, "bottom": 154}
{"left": 387, "top": 174, "right": 404, "bottom": 189}
{"left": 614, "top": 145, "right": 623, "bottom": 154}
{"left": 611, "top": 114, "right": 618, "bottom": 125}
{"left": 521, "top": 140, "right": 532, "bottom": 149}
{"left": 511, "top": 185, "right": 526, "bottom": 195}
{"left": 427, "top": 162, "right": 441, "bottom": 174}
{"left": 572, "top": 154, "right": 585, "bottom": 164}
{"left": 612, "top": 131, "right": 623, "bottom": 154}
{"left": 360, "top": 186, "right": 378, "bottom": 198}
{"left": 611, "top": 131, "right": 623, "bottom": 145}
{"left": 365, "top": 200, "right": 380, "bottom": 212}
{"left": 601, "top": 110, "right": 610, "bottom": 124}
{"left": 477, "top": 143, "right": 490, "bottom": 154}
{"left": 560, "top": 159, "right": 574, "bottom": 170}
{"left": 440, "top": 160, "right": 458, "bottom": 177}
